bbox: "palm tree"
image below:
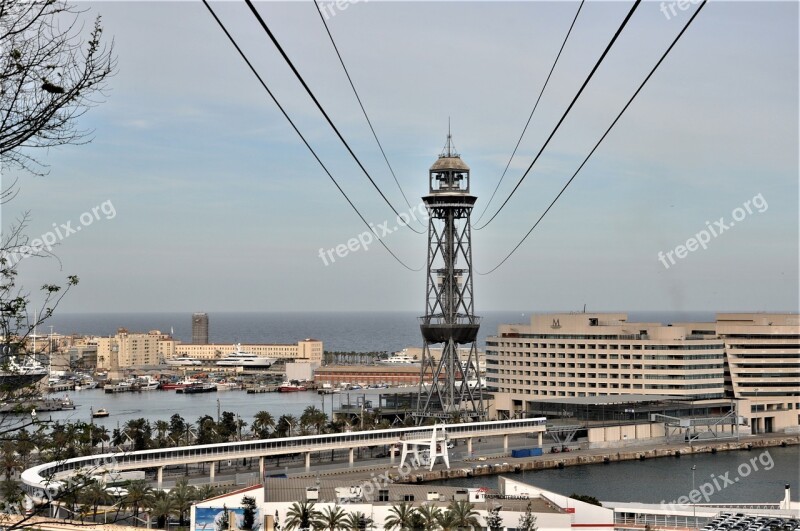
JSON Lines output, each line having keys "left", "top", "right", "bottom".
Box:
{"left": 147, "top": 490, "right": 176, "bottom": 529}
{"left": 124, "top": 479, "right": 152, "bottom": 527}
{"left": 416, "top": 504, "right": 442, "bottom": 531}
{"left": 252, "top": 411, "right": 275, "bottom": 439}
{"left": 316, "top": 505, "right": 347, "bottom": 531}
{"left": 435, "top": 510, "right": 459, "bottom": 531}
{"left": 81, "top": 480, "right": 111, "bottom": 521}
{"left": 170, "top": 478, "right": 197, "bottom": 525}
{"left": 284, "top": 501, "right": 321, "bottom": 531}
{"left": 384, "top": 502, "right": 418, "bottom": 531}
{"left": 0, "top": 441, "right": 21, "bottom": 480}
{"left": 195, "top": 484, "right": 219, "bottom": 501}
{"left": 343, "top": 511, "right": 373, "bottom": 531}
{"left": 447, "top": 501, "right": 480, "bottom": 530}
{"left": 154, "top": 420, "right": 170, "bottom": 447}
{"left": 276, "top": 414, "right": 298, "bottom": 437}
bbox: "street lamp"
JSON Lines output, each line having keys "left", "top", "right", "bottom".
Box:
{"left": 691, "top": 465, "right": 697, "bottom": 528}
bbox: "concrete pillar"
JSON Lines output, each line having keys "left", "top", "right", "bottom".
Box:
{"left": 538, "top": 432, "right": 543, "bottom": 447}
{"left": 503, "top": 434, "right": 508, "bottom": 451}
{"left": 467, "top": 438, "right": 473, "bottom": 456}
{"left": 210, "top": 461, "right": 215, "bottom": 482}
{"left": 349, "top": 448, "right": 354, "bottom": 467}
{"left": 157, "top": 466, "right": 163, "bottom": 489}
{"left": 259, "top": 457, "right": 265, "bottom": 479}
{"left": 390, "top": 446, "right": 396, "bottom": 464}
{"left": 305, "top": 452, "right": 311, "bottom": 472}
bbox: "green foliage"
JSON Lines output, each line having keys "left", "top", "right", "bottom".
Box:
{"left": 518, "top": 501, "right": 538, "bottom": 531}
{"left": 569, "top": 493, "right": 602, "bottom": 507}
{"left": 241, "top": 496, "right": 257, "bottom": 531}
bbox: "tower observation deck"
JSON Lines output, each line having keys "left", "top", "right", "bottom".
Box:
{"left": 415, "top": 133, "right": 486, "bottom": 423}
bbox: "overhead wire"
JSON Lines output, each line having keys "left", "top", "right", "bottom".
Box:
{"left": 201, "top": 0, "right": 422, "bottom": 272}
{"left": 479, "top": 0, "right": 708, "bottom": 275}
{"left": 312, "top": 0, "right": 424, "bottom": 228}
{"left": 243, "top": 0, "right": 425, "bottom": 234}
{"left": 474, "top": 0, "right": 642, "bottom": 231}
{"left": 473, "top": 0, "right": 586, "bottom": 226}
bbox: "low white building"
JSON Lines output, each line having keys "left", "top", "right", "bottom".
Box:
{"left": 190, "top": 476, "right": 615, "bottom": 531}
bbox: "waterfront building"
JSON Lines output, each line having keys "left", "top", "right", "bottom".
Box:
{"left": 192, "top": 312, "right": 209, "bottom": 344}
{"left": 315, "top": 364, "right": 434, "bottom": 386}
{"left": 487, "top": 312, "right": 799, "bottom": 433}
{"left": 92, "top": 329, "right": 170, "bottom": 370}
{"left": 173, "top": 338, "right": 323, "bottom": 364}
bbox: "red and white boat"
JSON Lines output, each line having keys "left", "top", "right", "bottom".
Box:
{"left": 278, "top": 382, "right": 307, "bottom": 392}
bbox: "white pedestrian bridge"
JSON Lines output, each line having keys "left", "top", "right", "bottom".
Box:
{"left": 22, "top": 418, "right": 546, "bottom": 495}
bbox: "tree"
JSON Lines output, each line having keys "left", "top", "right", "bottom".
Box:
{"left": 80, "top": 480, "right": 111, "bottom": 521}
{"left": 485, "top": 506, "right": 503, "bottom": 531}
{"left": 435, "top": 510, "right": 459, "bottom": 531}
{"left": 384, "top": 502, "right": 418, "bottom": 531}
{"left": 316, "top": 505, "right": 347, "bottom": 531}
{"left": 416, "top": 504, "right": 442, "bottom": 531}
{"left": 276, "top": 414, "right": 298, "bottom": 438}
{"left": 284, "top": 501, "right": 321, "bottom": 531}
{"left": 170, "top": 478, "right": 197, "bottom": 526}
{"left": 342, "top": 511, "right": 373, "bottom": 531}
{"left": 518, "top": 502, "right": 538, "bottom": 531}
{"left": 252, "top": 411, "right": 275, "bottom": 439}
{"left": 148, "top": 491, "right": 176, "bottom": 529}
{"left": 447, "top": 501, "right": 480, "bottom": 530}
{"left": 242, "top": 495, "right": 258, "bottom": 531}
{"left": 124, "top": 479, "right": 153, "bottom": 527}
{"left": 0, "top": 0, "right": 115, "bottom": 174}
{"left": 196, "top": 484, "right": 220, "bottom": 501}
{"left": 216, "top": 504, "right": 230, "bottom": 531}
{"left": 569, "top": 493, "right": 602, "bottom": 507}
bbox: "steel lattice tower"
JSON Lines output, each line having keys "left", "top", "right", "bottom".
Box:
{"left": 415, "top": 133, "right": 485, "bottom": 424}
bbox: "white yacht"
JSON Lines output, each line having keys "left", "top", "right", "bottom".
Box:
{"left": 215, "top": 344, "right": 276, "bottom": 369}
{"left": 165, "top": 357, "right": 203, "bottom": 367}
{"left": 0, "top": 357, "right": 48, "bottom": 390}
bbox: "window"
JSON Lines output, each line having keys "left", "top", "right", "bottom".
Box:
{"left": 403, "top": 494, "right": 415, "bottom": 502}
{"left": 379, "top": 490, "right": 389, "bottom": 502}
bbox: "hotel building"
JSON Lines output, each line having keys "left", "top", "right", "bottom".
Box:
{"left": 487, "top": 312, "right": 799, "bottom": 432}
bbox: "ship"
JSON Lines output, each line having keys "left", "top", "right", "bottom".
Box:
{"left": 0, "top": 357, "right": 48, "bottom": 391}
{"left": 215, "top": 344, "right": 276, "bottom": 369}
{"left": 278, "top": 381, "right": 307, "bottom": 392}
{"left": 177, "top": 382, "right": 217, "bottom": 394}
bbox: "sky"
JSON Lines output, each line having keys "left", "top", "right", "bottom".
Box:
{"left": 2, "top": 0, "right": 798, "bottom": 313}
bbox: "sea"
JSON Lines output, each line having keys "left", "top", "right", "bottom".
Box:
{"left": 38, "top": 310, "right": 800, "bottom": 503}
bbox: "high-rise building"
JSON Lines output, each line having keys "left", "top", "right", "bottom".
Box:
{"left": 192, "top": 313, "right": 209, "bottom": 344}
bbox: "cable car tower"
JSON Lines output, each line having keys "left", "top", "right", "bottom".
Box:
{"left": 415, "top": 132, "right": 485, "bottom": 424}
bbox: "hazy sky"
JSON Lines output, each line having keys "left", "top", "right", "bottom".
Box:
{"left": 4, "top": 0, "right": 798, "bottom": 313}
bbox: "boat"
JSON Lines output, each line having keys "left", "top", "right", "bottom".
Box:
{"left": 165, "top": 357, "right": 203, "bottom": 367}
{"left": 160, "top": 377, "right": 196, "bottom": 390}
{"left": 136, "top": 375, "right": 160, "bottom": 390}
{"left": 214, "top": 381, "right": 239, "bottom": 391}
{"left": 0, "top": 357, "right": 48, "bottom": 390}
{"left": 104, "top": 381, "right": 133, "bottom": 393}
{"left": 377, "top": 353, "right": 420, "bottom": 366}
{"left": 279, "top": 382, "right": 307, "bottom": 392}
{"left": 216, "top": 344, "right": 276, "bottom": 369}
{"left": 177, "top": 382, "right": 217, "bottom": 394}
{"left": 92, "top": 408, "right": 110, "bottom": 418}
